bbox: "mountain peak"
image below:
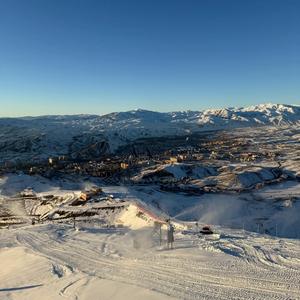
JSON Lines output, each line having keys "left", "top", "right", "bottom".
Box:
{"left": 0, "top": 103, "right": 299, "bottom": 163}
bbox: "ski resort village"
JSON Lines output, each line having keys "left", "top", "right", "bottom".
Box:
{"left": 0, "top": 104, "right": 299, "bottom": 299}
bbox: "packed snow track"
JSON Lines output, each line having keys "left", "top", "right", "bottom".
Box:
{"left": 1, "top": 224, "right": 300, "bottom": 300}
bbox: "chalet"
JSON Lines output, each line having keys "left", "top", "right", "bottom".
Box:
{"left": 193, "top": 153, "right": 204, "bottom": 160}
{"left": 80, "top": 186, "right": 103, "bottom": 201}
{"left": 177, "top": 154, "right": 186, "bottom": 162}
{"left": 120, "top": 162, "right": 129, "bottom": 169}
{"left": 209, "top": 151, "right": 218, "bottom": 160}
{"left": 240, "top": 153, "right": 259, "bottom": 162}
{"left": 29, "top": 166, "right": 38, "bottom": 174}
{"left": 48, "top": 157, "right": 58, "bottom": 165}
{"left": 58, "top": 155, "right": 68, "bottom": 161}
{"left": 167, "top": 157, "right": 178, "bottom": 164}
{"left": 19, "top": 188, "right": 36, "bottom": 198}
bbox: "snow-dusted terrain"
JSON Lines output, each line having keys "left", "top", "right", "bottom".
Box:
{"left": 0, "top": 103, "right": 299, "bottom": 163}
{"left": 1, "top": 103, "right": 300, "bottom": 299}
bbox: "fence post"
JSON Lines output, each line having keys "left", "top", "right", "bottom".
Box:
{"left": 159, "top": 225, "right": 162, "bottom": 246}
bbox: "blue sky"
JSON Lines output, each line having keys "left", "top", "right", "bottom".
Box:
{"left": 0, "top": 0, "right": 299, "bottom": 116}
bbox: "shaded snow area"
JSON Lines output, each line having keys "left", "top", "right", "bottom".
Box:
{"left": 130, "top": 182, "right": 300, "bottom": 239}
{"left": 132, "top": 163, "right": 217, "bottom": 183}
{"left": 2, "top": 173, "right": 299, "bottom": 238}
{"left": 1, "top": 224, "right": 300, "bottom": 300}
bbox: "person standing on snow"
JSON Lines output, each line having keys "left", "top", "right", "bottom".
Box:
{"left": 166, "top": 220, "right": 175, "bottom": 249}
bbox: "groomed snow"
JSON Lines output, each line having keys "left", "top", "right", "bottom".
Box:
{"left": 1, "top": 173, "right": 300, "bottom": 299}
{"left": 0, "top": 245, "right": 174, "bottom": 300}
{"left": 0, "top": 223, "right": 300, "bottom": 299}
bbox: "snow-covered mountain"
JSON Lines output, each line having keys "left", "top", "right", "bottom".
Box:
{"left": 0, "top": 103, "right": 299, "bottom": 163}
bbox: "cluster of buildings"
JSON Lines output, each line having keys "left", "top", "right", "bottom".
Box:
{"left": 0, "top": 133, "right": 281, "bottom": 180}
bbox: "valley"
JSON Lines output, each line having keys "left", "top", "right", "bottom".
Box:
{"left": 1, "top": 104, "right": 300, "bottom": 299}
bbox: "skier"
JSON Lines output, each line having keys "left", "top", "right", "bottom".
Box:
{"left": 166, "top": 219, "right": 175, "bottom": 249}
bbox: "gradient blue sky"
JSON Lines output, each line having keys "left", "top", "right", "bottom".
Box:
{"left": 0, "top": 0, "right": 299, "bottom": 116}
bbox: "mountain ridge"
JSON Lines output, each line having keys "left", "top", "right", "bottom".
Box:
{"left": 0, "top": 103, "right": 299, "bottom": 163}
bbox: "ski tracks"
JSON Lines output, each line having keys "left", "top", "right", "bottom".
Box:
{"left": 15, "top": 226, "right": 300, "bottom": 300}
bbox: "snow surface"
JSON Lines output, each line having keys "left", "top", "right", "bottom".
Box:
{"left": 1, "top": 173, "right": 300, "bottom": 238}
{"left": 1, "top": 171, "right": 300, "bottom": 299}
{"left": 0, "top": 245, "right": 174, "bottom": 300}
{"left": 1, "top": 223, "right": 300, "bottom": 300}
{"left": 128, "top": 182, "right": 300, "bottom": 239}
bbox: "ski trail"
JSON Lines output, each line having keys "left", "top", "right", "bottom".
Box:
{"left": 15, "top": 225, "right": 300, "bottom": 300}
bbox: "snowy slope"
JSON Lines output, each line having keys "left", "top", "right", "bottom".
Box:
{"left": 0, "top": 103, "right": 299, "bottom": 163}
{"left": 1, "top": 173, "right": 299, "bottom": 239}
{"left": 1, "top": 223, "right": 300, "bottom": 300}
{"left": 1, "top": 173, "right": 300, "bottom": 299}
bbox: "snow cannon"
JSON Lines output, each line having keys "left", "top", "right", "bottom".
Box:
{"left": 200, "top": 225, "right": 214, "bottom": 235}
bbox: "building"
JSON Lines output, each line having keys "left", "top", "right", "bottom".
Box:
{"left": 80, "top": 186, "right": 103, "bottom": 201}
{"left": 120, "top": 162, "right": 129, "bottom": 169}
{"left": 48, "top": 157, "right": 58, "bottom": 165}
{"left": 168, "top": 157, "right": 178, "bottom": 164}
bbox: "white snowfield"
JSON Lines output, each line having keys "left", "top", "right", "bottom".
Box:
{"left": 1, "top": 170, "right": 300, "bottom": 299}
{"left": 1, "top": 223, "right": 300, "bottom": 300}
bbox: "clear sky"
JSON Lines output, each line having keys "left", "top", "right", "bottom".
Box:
{"left": 0, "top": 0, "right": 299, "bottom": 116}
